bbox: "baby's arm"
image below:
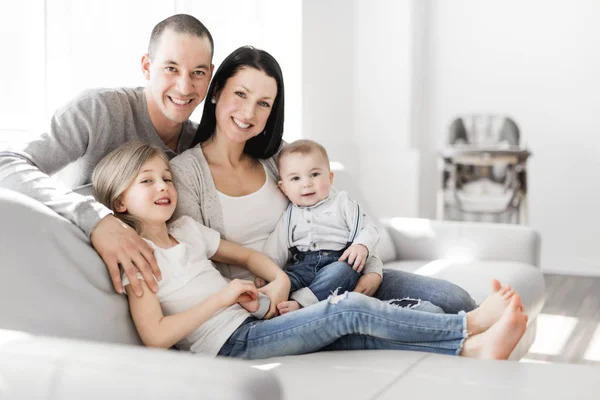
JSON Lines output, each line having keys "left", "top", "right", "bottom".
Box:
{"left": 262, "top": 213, "right": 291, "bottom": 268}
{"left": 125, "top": 279, "right": 257, "bottom": 349}
{"left": 337, "top": 192, "right": 380, "bottom": 272}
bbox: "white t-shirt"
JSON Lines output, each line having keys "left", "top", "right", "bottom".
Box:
{"left": 122, "top": 216, "right": 250, "bottom": 356}
{"left": 217, "top": 163, "right": 289, "bottom": 279}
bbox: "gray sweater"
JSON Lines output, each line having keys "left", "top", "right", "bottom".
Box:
{"left": 0, "top": 87, "right": 196, "bottom": 236}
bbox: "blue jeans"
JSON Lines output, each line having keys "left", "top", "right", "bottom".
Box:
{"left": 374, "top": 269, "right": 478, "bottom": 314}
{"left": 218, "top": 292, "right": 467, "bottom": 360}
{"left": 285, "top": 250, "right": 360, "bottom": 305}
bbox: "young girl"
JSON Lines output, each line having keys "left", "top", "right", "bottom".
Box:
{"left": 92, "top": 142, "right": 528, "bottom": 360}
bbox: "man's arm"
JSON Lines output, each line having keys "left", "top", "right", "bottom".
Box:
{"left": 0, "top": 91, "right": 111, "bottom": 235}
{"left": 0, "top": 91, "right": 161, "bottom": 295}
{"left": 0, "top": 153, "right": 112, "bottom": 236}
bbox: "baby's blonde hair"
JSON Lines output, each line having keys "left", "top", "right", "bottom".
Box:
{"left": 92, "top": 142, "right": 171, "bottom": 234}
{"left": 277, "top": 139, "right": 330, "bottom": 168}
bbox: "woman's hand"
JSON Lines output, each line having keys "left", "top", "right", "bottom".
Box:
{"left": 353, "top": 272, "right": 382, "bottom": 297}
{"left": 258, "top": 273, "right": 291, "bottom": 319}
{"left": 218, "top": 279, "right": 258, "bottom": 308}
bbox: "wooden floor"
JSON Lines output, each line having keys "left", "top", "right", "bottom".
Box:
{"left": 522, "top": 273, "right": 600, "bottom": 365}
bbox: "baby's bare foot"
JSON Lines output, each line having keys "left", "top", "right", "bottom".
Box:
{"left": 461, "top": 294, "right": 528, "bottom": 360}
{"left": 466, "top": 279, "right": 516, "bottom": 335}
{"left": 277, "top": 300, "right": 302, "bottom": 315}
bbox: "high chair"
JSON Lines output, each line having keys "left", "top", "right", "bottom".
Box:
{"left": 437, "top": 114, "right": 532, "bottom": 224}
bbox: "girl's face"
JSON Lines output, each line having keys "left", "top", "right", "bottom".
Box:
{"left": 116, "top": 156, "right": 177, "bottom": 228}
{"left": 214, "top": 67, "right": 278, "bottom": 145}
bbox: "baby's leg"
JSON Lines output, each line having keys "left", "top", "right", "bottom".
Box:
{"left": 277, "top": 300, "right": 301, "bottom": 315}
{"left": 309, "top": 261, "right": 360, "bottom": 301}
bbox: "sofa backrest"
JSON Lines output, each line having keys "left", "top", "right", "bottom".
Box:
{"left": 330, "top": 166, "right": 397, "bottom": 263}
{"left": 0, "top": 188, "right": 141, "bottom": 345}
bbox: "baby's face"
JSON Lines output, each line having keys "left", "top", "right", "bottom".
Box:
{"left": 278, "top": 152, "right": 333, "bottom": 207}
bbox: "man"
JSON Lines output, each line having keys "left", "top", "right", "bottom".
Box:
{"left": 0, "top": 14, "right": 214, "bottom": 297}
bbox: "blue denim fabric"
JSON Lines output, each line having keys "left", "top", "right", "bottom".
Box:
{"left": 217, "top": 292, "right": 467, "bottom": 360}
{"left": 285, "top": 250, "right": 360, "bottom": 302}
{"left": 374, "top": 269, "right": 478, "bottom": 313}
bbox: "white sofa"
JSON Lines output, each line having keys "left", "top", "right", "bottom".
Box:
{"left": 2, "top": 167, "right": 596, "bottom": 399}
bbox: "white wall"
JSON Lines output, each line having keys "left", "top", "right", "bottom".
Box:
{"left": 302, "top": 0, "right": 600, "bottom": 276}
{"left": 424, "top": 0, "right": 600, "bottom": 275}
{"left": 302, "top": 0, "right": 420, "bottom": 218}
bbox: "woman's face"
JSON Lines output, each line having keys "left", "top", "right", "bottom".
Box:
{"left": 214, "top": 67, "right": 278, "bottom": 145}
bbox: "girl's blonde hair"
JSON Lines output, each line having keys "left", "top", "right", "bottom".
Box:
{"left": 92, "top": 142, "right": 171, "bottom": 234}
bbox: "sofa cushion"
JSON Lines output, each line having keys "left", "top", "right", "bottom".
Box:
{"left": 383, "top": 260, "right": 545, "bottom": 317}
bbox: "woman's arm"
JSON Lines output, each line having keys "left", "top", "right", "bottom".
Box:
{"left": 212, "top": 240, "right": 291, "bottom": 317}
{"left": 212, "top": 239, "right": 287, "bottom": 283}
{"left": 126, "top": 279, "right": 257, "bottom": 349}
{"left": 170, "top": 154, "right": 205, "bottom": 224}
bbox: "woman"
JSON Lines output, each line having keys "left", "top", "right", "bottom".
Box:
{"left": 170, "top": 46, "right": 477, "bottom": 315}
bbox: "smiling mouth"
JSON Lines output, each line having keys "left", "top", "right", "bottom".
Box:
{"left": 154, "top": 199, "right": 171, "bottom": 205}
{"left": 233, "top": 117, "right": 252, "bottom": 129}
{"left": 169, "top": 96, "right": 193, "bottom": 106}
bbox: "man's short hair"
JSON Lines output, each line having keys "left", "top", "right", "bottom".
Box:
{"left": 278, "top": 139, "right": 330, "bottom": 166}
{"left": 148, "top": 14, "right": 214, "bottom": 60}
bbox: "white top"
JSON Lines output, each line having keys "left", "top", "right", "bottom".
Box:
{"left": 122, "top": 216, "right": 250, "bottom": 357}
{"left": 264, "top": 190, "right": 381, "bottom": 271}
{"left": 217, "top": 163, "right": 289, "bottom": 280}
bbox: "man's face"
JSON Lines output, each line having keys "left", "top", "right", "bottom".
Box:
{"left": 142, "top": 29, "right": 213, "bottom": 129}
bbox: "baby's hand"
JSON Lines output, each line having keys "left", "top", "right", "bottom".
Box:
{"left": 254, "top": 277, "right": 267, "bottom": 288}
{"left": 339, "top": 244, "right": 368, "bottom": 273}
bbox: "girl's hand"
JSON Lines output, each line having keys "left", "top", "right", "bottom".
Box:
{"left": 218, "top": 279, "right": 258, "bottom": 308}
{"left": 254, "top": 277, "right": 267, "bottom": 288}
{"left": 353, "top": 272, "right": 382, "bottom": 297}
{"left": 339, "top": 244, "right": 369, "bottom": 272}
{"left": 258, "top": 274, "right": 291, "bottom": 319}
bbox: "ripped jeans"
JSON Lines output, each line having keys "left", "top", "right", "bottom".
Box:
{"left": 285, "top": 250, "right": 444, "bottom": 313}
{"left": 217, "top": 292, "right": 467, "bottom": 360}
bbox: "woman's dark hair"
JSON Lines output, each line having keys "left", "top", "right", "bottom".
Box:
{"left": 191, "top": 46, "right": 285, "bottom": 159}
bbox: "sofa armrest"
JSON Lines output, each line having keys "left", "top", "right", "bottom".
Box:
{"left": 381, "top": 218, "right": 541, "bottom": 267}
{"left": 0, "top": 329, "right": 281, "bottom": 400}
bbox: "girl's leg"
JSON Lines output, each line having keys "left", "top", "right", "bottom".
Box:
{"left": 218, "top": 292, "right": 468, "bottom": 360}
{"left": 375, "top": 269, "right": 477, "bottom": 313}
{"left": 323, "top": 293, "right": 527, "bottom": 360}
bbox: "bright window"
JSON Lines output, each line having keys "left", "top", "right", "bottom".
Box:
{"left": 0, "top": 0, "right": 301, "bottom": 148}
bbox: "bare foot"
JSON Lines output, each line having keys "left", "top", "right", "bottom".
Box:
{"left": 277, "top": 300, "right": 302, "bottom": 315}
{"left": 466, "top": 279, "right": 517, "bottom": 335}
{"left": 461, "top": 294, "right": 528, "bottom": 360}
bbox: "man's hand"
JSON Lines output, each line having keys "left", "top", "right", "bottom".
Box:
{"left": 339, "top": 244, "right": 369, "bottom": 272}
{"left": 353, "top": 272, "right": 382, "bottom": 297}
{"left": 258, "top": 274, "right": 291, "bottom": 319}
{"left": 90, "top": 215, "right": 161, "bottom": 297}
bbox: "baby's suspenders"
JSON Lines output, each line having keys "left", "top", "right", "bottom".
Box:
{"left": 286, "top": 201, "right": 363, "bottom": 258}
